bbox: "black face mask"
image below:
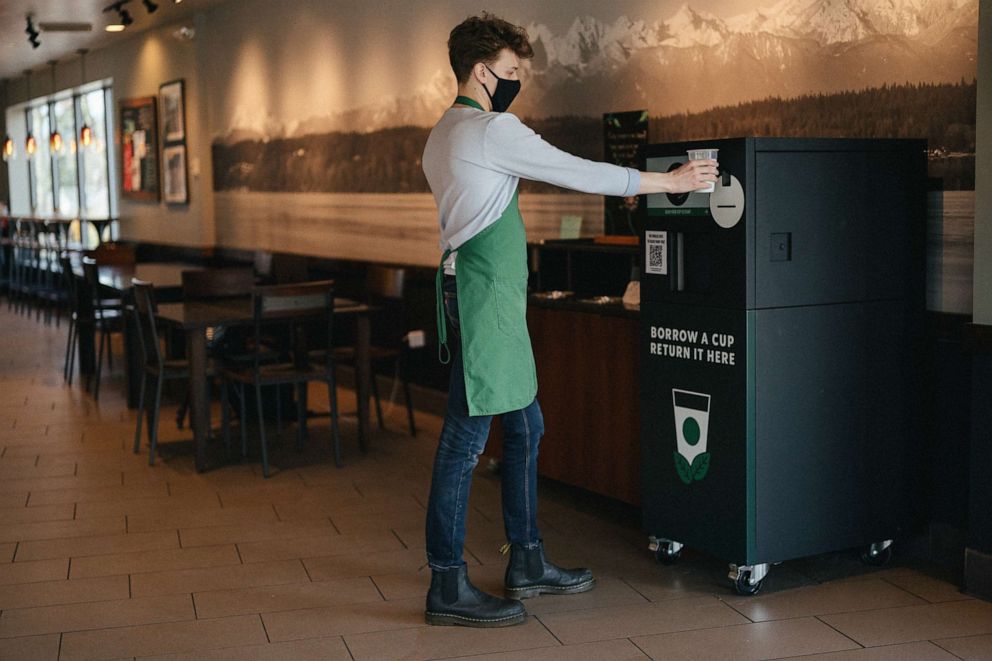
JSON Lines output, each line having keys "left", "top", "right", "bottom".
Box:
{"left": 483, "top": 65, "right": 520, "bottom": 113}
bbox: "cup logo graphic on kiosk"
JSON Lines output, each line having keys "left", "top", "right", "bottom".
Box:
{"left": 672, "top": 389, "right": 712, "bottom": 484}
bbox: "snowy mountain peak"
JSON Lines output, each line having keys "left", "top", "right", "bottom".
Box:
{"left": 662, "top": 3, "right": 730, "bottom": 47}
{"left": 527, "top": 15, "right": 661, "bottom": 72}
{"left": 726, "top": 0, "right": 968, "bottom": 44}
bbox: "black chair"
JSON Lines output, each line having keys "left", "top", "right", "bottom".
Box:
{"left": 10, "top": 219, "right": 38, "bottom": 315}
{"left": 36, "top": 228, "right": 72, "bottom": 327}
{"left": 131, "top": 279, "right": 203, "bottom": 466}
{"left": 81, "top": 257, "right": 124, "bottom": 400}
{"left": 220, "top": 280, "right": 341, "bottom": 477}
{"left": 335, "top": 266, "right": 417, "bottom": 436}
{"left": 175, "top": 268, "right": 257, "bottom": 428}
{"left": 61, "top": 254, "right": 86, "bottom": 385}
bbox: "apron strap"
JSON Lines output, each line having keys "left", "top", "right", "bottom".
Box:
{"left": 435, "top": 249, "right": 453, "bottom": 365}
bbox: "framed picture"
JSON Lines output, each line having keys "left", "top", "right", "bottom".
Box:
{"left": 162, "top": 144, "right": 188, "bottom": 204}
{"left": 159, "top": 79, "right": 186, "bottom": 143}
{"left": 119, "top": 96, "right": 159, "bottom": 201}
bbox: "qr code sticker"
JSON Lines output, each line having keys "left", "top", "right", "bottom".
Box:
{"left": 645, "top": 231, "right": 668, "bottom": 275}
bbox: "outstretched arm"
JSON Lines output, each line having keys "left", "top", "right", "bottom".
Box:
{"left": 483, "top": 114, "right": 717, "bottom": 197}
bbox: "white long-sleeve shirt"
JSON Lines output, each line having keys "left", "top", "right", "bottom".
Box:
{"left": 422, "top": 107, "right": 640, "bottom": 273}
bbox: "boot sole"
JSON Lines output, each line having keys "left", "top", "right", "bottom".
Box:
{"left": 506, "top": 577, "right": 597, "bottom": 600}
{"left": 424, "top": 611, "right": 527, "bottom": 628}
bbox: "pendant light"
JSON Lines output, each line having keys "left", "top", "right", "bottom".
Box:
{"left": 48, "top": 61, "right": 63, "bottom": 154}
{"left": 2, "top": 80, "right": 13, "bottom": 161}
{"left": 24, "top": 70, "right": 37, "bottom": 158}
{"left": 77, "top": 50, "right": 92, "bottom": 147}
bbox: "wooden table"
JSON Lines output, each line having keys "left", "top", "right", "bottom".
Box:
{"left": 97, "top": 262, "right": 195, "bottom": 293}
{"left": 155, "top": 297, "right": 374, "bottom": 472}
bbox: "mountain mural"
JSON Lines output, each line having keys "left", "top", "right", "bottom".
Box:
{"left": 216, "top": 0, "right": 978, "bottom": 143}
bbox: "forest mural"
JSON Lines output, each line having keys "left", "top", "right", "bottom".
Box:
{"left": 207, "top": 0, "right": 978, "bottom": 312}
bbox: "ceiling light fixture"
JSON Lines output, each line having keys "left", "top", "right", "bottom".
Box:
{"left": 2, "top": 80, "right": 13, "bottom": 161}
{"left": 142, "top": 0, "right": 159, "bottom": 13}
{"left": 25, "top": 15, "right": 41, "bottom": 49}
{"left": 77, "top": 50, "right": 93, "bottom": 148}
{"left": 48, "top": 61, "right": 63, "bottom": 154}
{"left": 24, "top": 70, "right": 37, "bottom": 157}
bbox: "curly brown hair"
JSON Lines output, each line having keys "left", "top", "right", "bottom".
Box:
{"left": 447, "top": 13, "right": 534, "bottom": 84}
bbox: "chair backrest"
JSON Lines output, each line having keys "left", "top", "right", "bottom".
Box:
{"left": 59, "top": 253, "right": 79, "bottom": 308}
{"left": 80, "top": 257, "right": 101, "bottom": 303}
{"left": 131, "top": 279, "right": 163, "bottom": 368}
{"left": 251, "top": 280, "right": 335, "bottom": 366}
{"left": 366, "top": 265, "right": 405, "bottom": 301}
{"left": 182, "top": 268, "right": 254, "bottom": 301}
{"left": 366, "top": 266, "right": 407, "bottom": 347}
{"left": 271, "top": 253, "right": 310, "bottom": 284}
{"left": 254, "top": 280, "right": 335, "bottom": 319}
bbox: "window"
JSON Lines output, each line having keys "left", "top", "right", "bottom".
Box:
{"left": 78, "top": 89, "right": 111, "bottom": 218}
{"left": 53, "top": 97, "right": 78, "bottom": 216}
{"left": 28, "top": 104, "right": 53, "bottom": 216}
{"left": 11, "top": 84, "right": 114, "bottom": 221}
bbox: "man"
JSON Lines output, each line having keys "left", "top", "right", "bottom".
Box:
{"left": 421, "top": 13, "right": 718, "bottom": 628}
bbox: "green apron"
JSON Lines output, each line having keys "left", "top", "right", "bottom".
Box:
{"left": 435, "top": 97, "right": 537, "bottom": 416}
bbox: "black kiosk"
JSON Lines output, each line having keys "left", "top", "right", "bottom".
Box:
{"left": 638, "top": 137, "right": 926, "bottom": 594}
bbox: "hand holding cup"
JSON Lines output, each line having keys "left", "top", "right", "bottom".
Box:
{"left": 686, "top": 148, "right": 720, "bottom": 193}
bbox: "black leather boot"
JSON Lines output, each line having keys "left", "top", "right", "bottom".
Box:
{"left": 504, "top": 541, "right": 596, "bottom": 599}
{"left": 425, "top": 564, "right": 527, "bottom": 627}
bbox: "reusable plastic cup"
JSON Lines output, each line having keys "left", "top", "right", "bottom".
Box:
{"left": 687, "top": 148, "right": 719, "bottom": 193}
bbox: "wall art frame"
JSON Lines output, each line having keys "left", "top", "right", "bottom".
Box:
{"left": 119, "top": 95, "right": 160, "bottom": 202}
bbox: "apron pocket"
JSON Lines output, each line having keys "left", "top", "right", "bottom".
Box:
{"left": 493, "top": 278, "right": 528, "bottom": 336}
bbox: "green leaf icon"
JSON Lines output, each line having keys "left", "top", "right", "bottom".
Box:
{"left": 674, "top": 452, "right": 693, "bottom": 485}
{"left": 691, "top": 452, "right": 710, "bottom": 481}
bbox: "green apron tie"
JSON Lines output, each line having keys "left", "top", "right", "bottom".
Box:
{"left": 436, "top": 248, "right": 453, "bottom": 365}
{"left": 435, "top": 97, "right": 484, "bottom": 365}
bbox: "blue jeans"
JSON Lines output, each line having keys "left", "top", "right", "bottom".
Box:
{"left": 425, "top": 275, "right": 544, "bottom": 570}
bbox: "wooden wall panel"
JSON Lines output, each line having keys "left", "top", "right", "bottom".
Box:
{"left": 488, "top": 305, "right": 641, "bottom": 505}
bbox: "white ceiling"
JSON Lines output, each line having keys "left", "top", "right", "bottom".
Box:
{"left": 0, "top": 0, "right": 229, "bottom": 84}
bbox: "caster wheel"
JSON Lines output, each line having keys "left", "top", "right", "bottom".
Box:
{"left": 861, "top": 545, "right": 892, "bottom": 567}
{"left": 734, "top": 572, "right": 763, "bottom": 596}
{"left": 654, "top": 544, "right": 682, "bottom": 565}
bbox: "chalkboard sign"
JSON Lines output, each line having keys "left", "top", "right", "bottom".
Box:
{"left": 603, "top": 110, "right": 648, "bottom": 236}
{"left": 120, "top": 96, "right": 159, "bottom": 201}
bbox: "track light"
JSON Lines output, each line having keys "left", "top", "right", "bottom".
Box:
{"left": 103, "top": 1, "right": 135, "bottom": 30}
{"left": 25, "top": 16, "right": 41, "bottom": 49}
{"left": 142, "top": 0, "right": 159, "bottom": 13}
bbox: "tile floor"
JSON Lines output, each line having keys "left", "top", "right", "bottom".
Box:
{"left": 1, "top": 303, "right": 991, "bottom": 660}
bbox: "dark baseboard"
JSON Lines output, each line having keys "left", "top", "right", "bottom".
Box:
{"left": 903, "top": 521, "right": 967, "bottom": 578}
{"left": 964, "top": 547, "right": 992, "bottom": 601}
